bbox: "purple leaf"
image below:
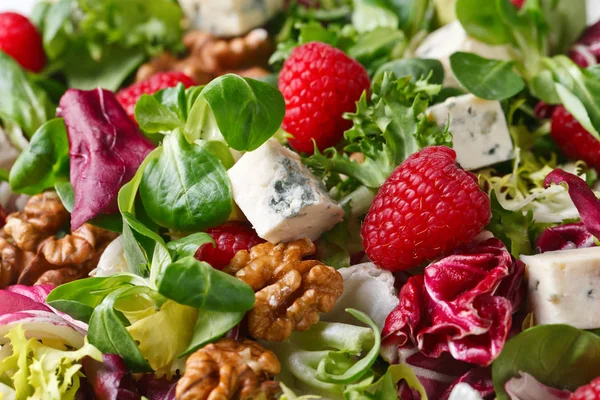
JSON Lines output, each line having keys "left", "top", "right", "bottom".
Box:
{"left": 568, "top": 20, "right": 600, "bottom": 67}
{"left": 535, "top": 222, "right": 596, "bottom": 252}
{"left": 58, "top": 88, "right": 155, "bottom": 230}
{"left": 82, "top": 354, "right": 141, "bottom": 400}
{"left": 382, "top": 238, "right": 524, "bottom": 367}
{"left": 136, "top": 374, "right": 178, "bottom": 400}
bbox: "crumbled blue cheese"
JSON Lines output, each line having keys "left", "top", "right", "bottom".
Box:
{"left": 179, "top": 0, "right": 284, "bottom": 37}
{"left": 415, "top": 21, "right": 515, "bottom": 88}
{"left": 427, "top": 94, "right": 514, "bottom": 170}
{"left": 228, "top": 139, "right": 344, "bottom": 243}
{"left": 521, "top": 247, "right": 600, "bottom": 329}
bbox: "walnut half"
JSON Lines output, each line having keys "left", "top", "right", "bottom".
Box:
{"left": 225, "top": 238, "right": 344, "bottom": 342}
{"left": 176, "top": 338, "right": 280, "bottom": 400}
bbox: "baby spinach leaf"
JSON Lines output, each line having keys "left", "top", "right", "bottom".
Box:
{"left": 9, "top": 119, "right": 69, "bottom": 195}
{"left": 0, "top": 52, "right": 54, "bottom": 138}
{"left": 347, "top": 27, "right": 406, "bottom": 72}
{"left": 316, "top": 309, "right": 380, "bottom": 384}
{"left": 492, "top": 325, "right": 600, "bottom": 400}
{"left": 449, "top": 52, "right": 525, "bottom": 100}
{"left": 134, "top": 94, "right": 184, "bottom": 134}
{"left": 456, "top": 0, "right": 510, "bottom": 45}
{"left": 47, "top": 274, "right": 147, "bottom": 323}
{"left": 375, "top": 58, "right": 444, "bottom": 84}
{"left": 199, "top": 74, "right": 285, "bottom": 151}
{"left": 88, "top": 286, "right": 152, "bottom": 373}
{"left": 157, "top": 256, "right": 255, "bottom": 312}
{"left": 153, "top": 83, "right": 188, "bottom": 121}
{"left": 181, "top": 310, "right": 245, "bottom": 356}
{"left": 140, "top": 129, "right": 233, "bottom": 232}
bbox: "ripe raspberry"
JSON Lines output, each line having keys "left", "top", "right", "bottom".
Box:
{"left": 194, "top": 222, "right": 264, "bottom": 270}
{"left": 0, "top": 12, "right": 45, "bottom": 72}
{"left": 116, "top": 72, "right": 196, "bottom": 121}
{"left": 511, "top": 0, "right": 524, "bottom": 8}
{"left": 551, "top": 105, "right": 600, "bottom": 171}
{"left": 571, "top": 377, "right": 600, "bottom": 400}
{"left": 361, "top": 146, "right": 491, "bottom": 272}
{"left": 0, "top": 204, "right": 6, "bottom": 228}
{"left": 278, "top": 42, "right": 370, "bottom": 153}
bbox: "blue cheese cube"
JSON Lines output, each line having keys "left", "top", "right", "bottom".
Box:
{"left": 228, "top": 139, "right": 344, "bottom": 243}
{"left": 179, "top": 0, "right": 284, "bottom": 37}
{"left": 415, "top": 21, "right": 515, "bottom": 88}
{"left": 427, "top": 94, "right": 514, "bottom": 170}
{"left": 521, "top": 247, "right": 600, "bottom": 329}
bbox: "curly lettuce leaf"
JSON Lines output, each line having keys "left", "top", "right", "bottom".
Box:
{"left": 0, "top": 325, "right": 102, "bottom": 400}
{"left": 305, "top": 71, "right": 449, "bottom": 189}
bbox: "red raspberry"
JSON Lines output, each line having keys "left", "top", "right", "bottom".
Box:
{"left": 278, "top": 42, "right": 370, "bottom": 153}
{"left": 194, "top": 222, "right": 264, "bottom": 270}
{"left": 0, "top": 12, "right": 45, "bottom": 72}
{"left": 361, "top": 146, "right": 491, "bottom": 272}
{"left": 116, "top": 72, "right": 196, "bottom": 121}
{"left": 511, "top": 0, "right": 524, "bottom": 8}
{"left": 0, "top": 204, "right": 6, "bottom": 228}
{"left": 551, "top": 105, "right": 600, "bottom": 171}
{"left": 571, "top": 377, "right": 600, "bottom": 400}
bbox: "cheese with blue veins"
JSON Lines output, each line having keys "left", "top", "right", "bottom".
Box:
{"left": 427, "top": 94, "right": 514, "bottom": 170}
{"left": 521, "top": 247, "right": 600, "bottom": 329}
{"left": 228, "top": 139, "right": 344, "bottom": 243}
{"left": 179, "top": 0, "right": 284, "bottom": 37}
{"left": 415, "top": 21, "right": 515, "bottom": 88}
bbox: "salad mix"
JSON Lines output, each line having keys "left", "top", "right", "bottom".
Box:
{"left": 0, "top": 0, "right": 600, "bottom": 399}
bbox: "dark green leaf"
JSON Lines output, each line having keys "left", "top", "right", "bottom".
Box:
{"left": 199, "top": 74, "right": 285, "bottom": 151}
{"left": 347, "top": 27, "right": 405, "bottom": 69}
{"left": 153, "top": 84, "right": 188, "bottom": 121}
{"left": 47, "top": 274, "right": 147, "bottom": 323}
{"left": 134, "top": 94, "right": 184, "bottom": 133}
{"left": 181, "top": 310, "right": 245, "bottom": 356}
{"left": 456, "top": 0, "right": 510, "bottom": 45}
{"left": 88, "top": 286, "right": 152, "bottom": 372}
{"left": 140, "top": 129, "right": 232, "bottom": 231}
{"left": 0, "top": 52, "right": 54, "bottom": 138}
{"left": 158, "top": 256, "right": 255, "bottom": 312}
{"left": 449, "top": 52, "right": 525, "bottom": 100}
{"left": 492, "top": 325, "right": 600, "bottom": 399}
{"left": 375, "top": 58, "right": 444, "bottom": 84}
{"left": 9, "top": 119, "right": 69, "bottom": 195}
{"left": 167, "top": 232, "right": 214, "bottom": 259}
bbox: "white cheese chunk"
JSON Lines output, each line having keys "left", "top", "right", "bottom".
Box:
{"left": 415, "top": 21, "right": 515, "bottom": 87}
{"left": 179, "top": 0, "right": 284, "bottom": 37}
{"left": 427, "top": 94, "right": 514, "bottom": 170}
{"left": 521, "top": 247, "right": 600, "bottom": 329}
{"left": 228, "top": 139, "right": 344, "bottom": 243}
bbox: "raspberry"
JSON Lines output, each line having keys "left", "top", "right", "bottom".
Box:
{"left": 511, "top": 0, "right": 524, "bottom": 8}
{"left": 551, "top": 105, "right": 600, "bottom": 171}
{"left": 116, "top": 72, "right": 196, "bottom": 121}
{"left": 194, "top": 222, "right": 264, "bottom": 270}
{"left": 0, "top": 204, "right": 6, "bottom": 228}
{"left": 361, "top": 146, "right": 491, "bottom": 272}
{"left": 571, "top": 377, "right": 600, "bottom": 400}
{"left": 278, "top": 42, "right": 370, "bottom": 153}
{"left": 0, "top": 12, "right": 45, "bottom": 72}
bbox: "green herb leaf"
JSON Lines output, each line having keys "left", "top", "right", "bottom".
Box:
{"left": 9, "top": 119, "right": 69, "bottom": 195}
{"left": 181, "top": 310, "right": 246, "bottom": 356}
{"left": 456, "top": 0, "right": 510, "bottom": 45}
{"left": 198, "top": 74, "right": 285, "bottom": 151}
{"left": 46, "top": 274, "right": 148, "bottom": 323}
{"left": 88, "top": 286, "right": 152, "bottom": 372}
{"left": 375, "top": 58, "right": 444, "bottom": 84}
{"left": 0, "top": 52, "right": 54, "bottom": 139}
{"left": 134, "top": 94, "right": 184, "bottom": 133}
{"left": 351, "top": 0, "right": 399, "bottom": 33}
{"left": 157, "top": 256, "right": 255, "bottom": 312}
{"left": 139, "top": 129, "right": 233, "bottom": 231}
{"left": 449, "top": 52, "right": 525, "bottom": 100}
{"left": 492, "top": 325, "right": 600, "bottom": 399}
{"left": 166, "top": 232, "right": 214, "bottom": 259}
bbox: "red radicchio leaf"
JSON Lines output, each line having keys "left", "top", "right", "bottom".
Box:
{"left": 82, "top": 354, "right": 141, "bottom": 400}
{"left": 382, "top": 238, "right": 524, "bottom": 367}
{"left": 504, "top": 372, "right": 571, "bottom": 400}
{"left": 58, "top": 88, "right": 155, "bottom": 230}
{"left": 535, "top": 222, "right": 596, "bottom": 252}
{"left": 568, "top": 20, "right": 600, "bottom": 67}
{"left": 136, "top": 374, "right": 178, "bottom": 400}
{"left": 0, "top": 203, "right": 6, "bottom": 228}
{"left": 544, "top": 169, "right": 600, "bottom": 239}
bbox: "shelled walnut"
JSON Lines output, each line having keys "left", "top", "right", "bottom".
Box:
{"left": 225, "top": 238, "right": 344, "bottom": 342}
{"left": 176, "top": 338, "right": 280, "bottom": 400}
{"left": 0, "top": 192, "right": 116, "bottom": 287}
{"left": 135, "top": 29, "right": 273, "bottom": 84}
